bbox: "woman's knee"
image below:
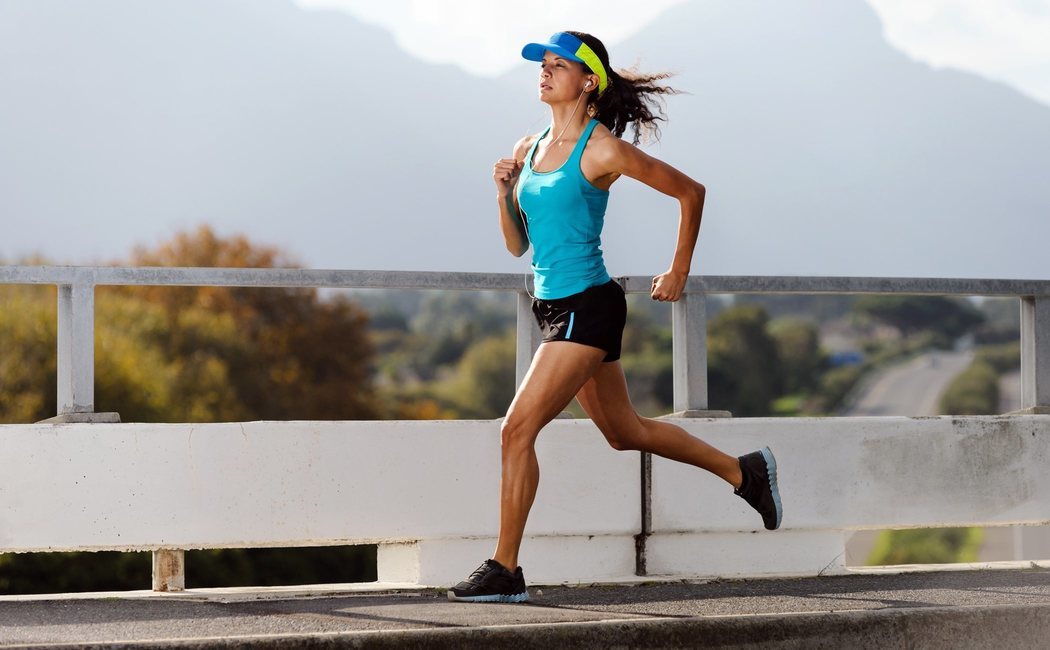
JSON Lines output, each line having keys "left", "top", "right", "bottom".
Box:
{"left": 500, "top": 414, "right": 538, "bottom": 452}
{"left": 602, "top": 421, "right": 645, "bottom": 452}
{"left": 605, "top": 435, "right": 636, "bottom": 452}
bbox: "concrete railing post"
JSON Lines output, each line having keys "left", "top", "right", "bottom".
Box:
{"left": 49, "top": 278, "right": 118, "bottom": 425}
{"left": 56, "top": 281, "right": 95, "bottom": 415}
{"left": 1020, "top": 296, "right": 1050, "bottom": 412}
{"left": 669, "top": 290, "right": 728, "bottom": 418}
{"left": 672, "top": 291, "right": 707, "bottom": 413}
{"left": 515, "top": 290, "right": 542, "bottom": 389}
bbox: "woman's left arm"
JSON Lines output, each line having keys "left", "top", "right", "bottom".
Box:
{"left": 605, "top": 138, "right": 706, "bottom": 302}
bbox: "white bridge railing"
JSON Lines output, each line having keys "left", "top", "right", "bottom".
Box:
{"left": 3, "top": 266, "right": 1049, "bottom": 418}
{"left": 1, "top": 266, "right": 1049, "bottom": 592}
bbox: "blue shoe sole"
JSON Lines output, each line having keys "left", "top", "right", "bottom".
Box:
{"left": 759, "top": 446, "right": 783, "bottom": 529}
{"left": 447, "top": 590, "right": 530, "bottom": 603}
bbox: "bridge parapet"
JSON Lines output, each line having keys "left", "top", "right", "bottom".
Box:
{"left": 2, "top": 266, "right": 1050, "bottom": 592}
{"left": 1, "top": 415, "right": 1048, "bottom": 589}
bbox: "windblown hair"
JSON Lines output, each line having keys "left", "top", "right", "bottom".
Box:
{"left": 568, "top": 30, "right": 679, "bottom": 145}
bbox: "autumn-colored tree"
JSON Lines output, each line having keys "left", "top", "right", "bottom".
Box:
{"left": 3, "top": 227, "right": 377, "bottom": 423}
{"left": 113, "top": 226, "right": 377, "bottom": 420}
{"left": 0, "top": 285, "right": 57, "bottom": 422}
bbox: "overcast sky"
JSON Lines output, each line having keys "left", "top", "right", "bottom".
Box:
{"left": 294, "top": 0, "right": 1050, "bottom": 108}
{"left": 3, "top": 0, "right": 1047, "bottom": 279}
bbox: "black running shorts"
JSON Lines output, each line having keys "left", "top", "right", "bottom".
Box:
{"left": 531, "top": 279, "right": 627, "bottom": 362}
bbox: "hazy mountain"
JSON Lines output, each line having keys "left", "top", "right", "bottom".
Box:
{"left": 605, "top": 1, "right": 1050, "bottom": 279}
{"left": 1, "top": 0, "right": 526, "bottom": 272}
{"left": 2, "top": 0, "right": 1048, "bottom": 282}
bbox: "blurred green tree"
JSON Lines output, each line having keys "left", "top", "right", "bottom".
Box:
{"left": 939, "top": 360, "right": 1000, "bottom": 415}
{"left": 853, "top": 295, "right": 984, "bottom": 340}
{"left": 117, "top": 225, "right": 377, "bottom": 421}
{"left": 707, "top": 305, "right": 782, "bottom": 416}
{"left": 769, "top": 318, "right": 825, "bottom": 395}
{"left": 868, "top": 527, "right": 983, "bottom": 565}
{"left": 439, "top": 331, "right": 516, "bottom": 419}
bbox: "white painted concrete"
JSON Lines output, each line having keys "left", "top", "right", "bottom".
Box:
{"left": 646, "top": 530, "right": 848, "bottom": 578}
{"left": 378, "top": 535, "right": 638, "bottom": 586}
{"left": 652, "top": 416, "right": 1050, "bottom": 533}
{"left": 1, "top": 415, "right": 1048, "bottom": 586}
{"left": 0, "top": 419, "right": 638, "bottom": 552}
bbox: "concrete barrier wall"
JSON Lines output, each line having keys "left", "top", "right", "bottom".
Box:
{"left": 652, "top": 416, "right": 1050, "bottom": 533}
{"left": 644, "top": 415, "right": 1050, "bottom": 579}
{"left": 2, "top": 415, "right": 1048, "bottom": 585}
{"left": 0, "top": 419, "right": 638, "bottom": 551}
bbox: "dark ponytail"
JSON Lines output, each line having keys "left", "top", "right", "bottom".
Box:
{"left": 568, "top": 31, "right": 679, "bottom": 145}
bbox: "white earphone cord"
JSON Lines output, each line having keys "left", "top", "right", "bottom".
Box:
{"left": 531, "top": 85, "right": 588, "bottom": 169}
{"left": 521, "top": 83, "right": 591, "bottom": 300}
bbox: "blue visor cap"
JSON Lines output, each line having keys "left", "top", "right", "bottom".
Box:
{"left": 522, "top": 32, "right": 609, "bottom": 94}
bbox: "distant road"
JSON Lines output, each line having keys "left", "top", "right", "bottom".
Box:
{"left": 844, "top": 350, "right": 974, "bottom": 417}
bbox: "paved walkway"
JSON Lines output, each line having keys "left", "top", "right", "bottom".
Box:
{"left": 2, "top": 564, "right": 1050, "bottom": 648}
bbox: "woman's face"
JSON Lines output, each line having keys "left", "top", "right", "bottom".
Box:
{"left": 538, "top": 52, "right": 592, "bottom": 103}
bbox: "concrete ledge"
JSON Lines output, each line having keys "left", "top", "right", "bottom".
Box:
{"left": 377, "top": 535, "right": 637, "bottom": 586}
{"left": 0, "top": 581, "right": 430, "bottom": 603}
{"left": 646, "top": 530, "right": 847, "bottom": 578}
{"left": 1007, "top": 406, "right": 1050, "bottom": 415}
{"left": 36, "top": 412, "right": 121, "bottom": 424}
{"left": 850, "top": 558, "right": 1050, "bottom": 574}
{"left": 659, "top": 409, "right": 733, "bottom": 419}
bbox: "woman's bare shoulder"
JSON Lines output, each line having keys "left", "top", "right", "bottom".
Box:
{"left": 512, "top": 133, "right": 541, "bottom": 162}
{"left": 586, "top": 122, "right": 635, "bottom": 166}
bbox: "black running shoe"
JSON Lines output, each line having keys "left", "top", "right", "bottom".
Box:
{"left": 447, "top": 559, "right": 530, "bottom": 603}
{"left": 734, "top": 446, "right": 783, "bottom": 530}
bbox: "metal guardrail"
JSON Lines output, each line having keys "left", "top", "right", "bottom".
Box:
{"left": 2, "top": 266, "right": 1049, "bottom": 419}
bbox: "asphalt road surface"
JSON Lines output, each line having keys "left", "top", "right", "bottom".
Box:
{"left": 1, "top": 569, "right": 1050, "bottom": 648}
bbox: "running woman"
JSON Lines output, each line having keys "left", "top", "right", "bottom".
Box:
{"left": 448, "top": 31, "right": 782, "bottom": 603}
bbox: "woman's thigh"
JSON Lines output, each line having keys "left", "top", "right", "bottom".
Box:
{"left": 575, "top": 361, "right": 644, "bottom": 443}
{"left": 505, "top": 341, "right": 606, "bottom": 436}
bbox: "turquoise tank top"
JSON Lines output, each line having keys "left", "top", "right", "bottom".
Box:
{"left": 516, "top": 118, "right": 611, "bottom": 300}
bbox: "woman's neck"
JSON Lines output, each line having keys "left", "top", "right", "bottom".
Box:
{"left": 546, "top": 96, "right": 590, "bottom": 145}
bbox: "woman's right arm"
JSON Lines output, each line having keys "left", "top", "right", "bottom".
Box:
{"left": 493, "top": 136, "right": 533, "bottom": 257}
